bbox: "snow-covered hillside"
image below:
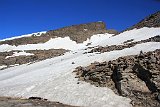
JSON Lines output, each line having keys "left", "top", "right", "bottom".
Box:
{"left": 0, "top": 26, "right": 159, "bottom": 107}
{"left": 0, "top": 33, "right": 113, "bottom": 52}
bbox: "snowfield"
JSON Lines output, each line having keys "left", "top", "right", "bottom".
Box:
{"left": 0, "top": 27, "right": 160, "bottom": 107}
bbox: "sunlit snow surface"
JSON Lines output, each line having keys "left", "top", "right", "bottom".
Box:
{"left": 0, "top": 27, "right": 160, "bottom": 107}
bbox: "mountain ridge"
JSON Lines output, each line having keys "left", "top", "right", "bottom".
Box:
{"left": 0, "top": 11, "right": 159, "bottom": 107}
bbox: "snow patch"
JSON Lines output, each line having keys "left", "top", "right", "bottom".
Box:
{"left": 0, "top": 65, "right": 7, "bottom": 70}
{"left": 5, "top": 51, "right": 34, "bottom": 59}
{"left": 84, "top": 29, "right": 88, "bottom": 31}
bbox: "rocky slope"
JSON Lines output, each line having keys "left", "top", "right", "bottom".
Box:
{"left": 74, "top": 49, "right": 160, "bottom": 107}
{"left": 0, "top": 22, "right": 118, "bottom": 46}
{"left": 0, "top": 49, "right": 67, "bottom": 70}
{"left": 128, "top": 11, "right": 160, "bottom": 30}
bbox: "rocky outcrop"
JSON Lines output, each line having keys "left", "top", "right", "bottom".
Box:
{"left": 0, "top": 49, "right": 67, "bottom": 69}
{"left": 0, "top": 22, "right": 117, "bottom": 46}
{"left": 74, "top": 49, "right": 160, "bottom": 107}
{"left": 88, "top": 35, "right": 160, "bottom": 53}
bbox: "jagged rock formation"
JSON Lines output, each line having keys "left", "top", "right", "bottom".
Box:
{"left": 0, "top": 22, "right": 118, "bottom": 46}
{"left": 74, "top": 49, "right": 160, "bottom": 107}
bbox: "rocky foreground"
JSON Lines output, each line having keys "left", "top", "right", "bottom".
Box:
{"left": 0, "top": 97, "right": 77, "bottom": 107}
{"left": 74, "top": 49, "right": 160, "bottom": 107}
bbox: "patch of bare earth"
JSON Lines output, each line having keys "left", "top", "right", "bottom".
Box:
{"left": 0, "top": 97, "right": 78, "bottom": 107}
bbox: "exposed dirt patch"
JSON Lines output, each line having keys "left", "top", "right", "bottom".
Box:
{"left": 0, "top": 97, "right": 78, "bottom": 107}
{"left": 74, "top": 49, "right": 160, "bottom": 107}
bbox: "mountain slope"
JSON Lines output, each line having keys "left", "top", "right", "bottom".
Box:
{"left": 0, "top": 11, "right": 160, "bottom": 107}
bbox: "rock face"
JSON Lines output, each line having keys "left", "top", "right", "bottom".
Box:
{"left": 73, "top": 49, "right": 160, "bottom": 107}
{"left": 0, "top": 22, "right": 117, "bottom": 46}
{"left": 47, "top": 22, "right": 108, "bottom": 43}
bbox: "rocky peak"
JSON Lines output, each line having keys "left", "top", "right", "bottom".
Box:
{"left": 0, "top": 22, "right": 118, "bottom": 46}
{"left": 46, "top": 22, "right": 108, "bottom": 43}
{"left": 129, "top": 11, "right": 160, "bottom": 29}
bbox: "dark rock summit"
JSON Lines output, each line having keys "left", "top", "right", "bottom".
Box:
{"left": 46, "top": 22, "right": 107, "bottom": 43}
{"left": 128, "top": 11, "right": 160, "bottom": 30}
{"left": 0, "top": 22, "right": 117, "bottom": 46}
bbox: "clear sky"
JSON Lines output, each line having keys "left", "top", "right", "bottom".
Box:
{"left": 0, "top": 0, "right": 160, "bottom": 39}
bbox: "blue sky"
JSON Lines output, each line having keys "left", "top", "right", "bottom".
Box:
{"left": 0, "top": 0, "right": 160, "bottom": 39}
